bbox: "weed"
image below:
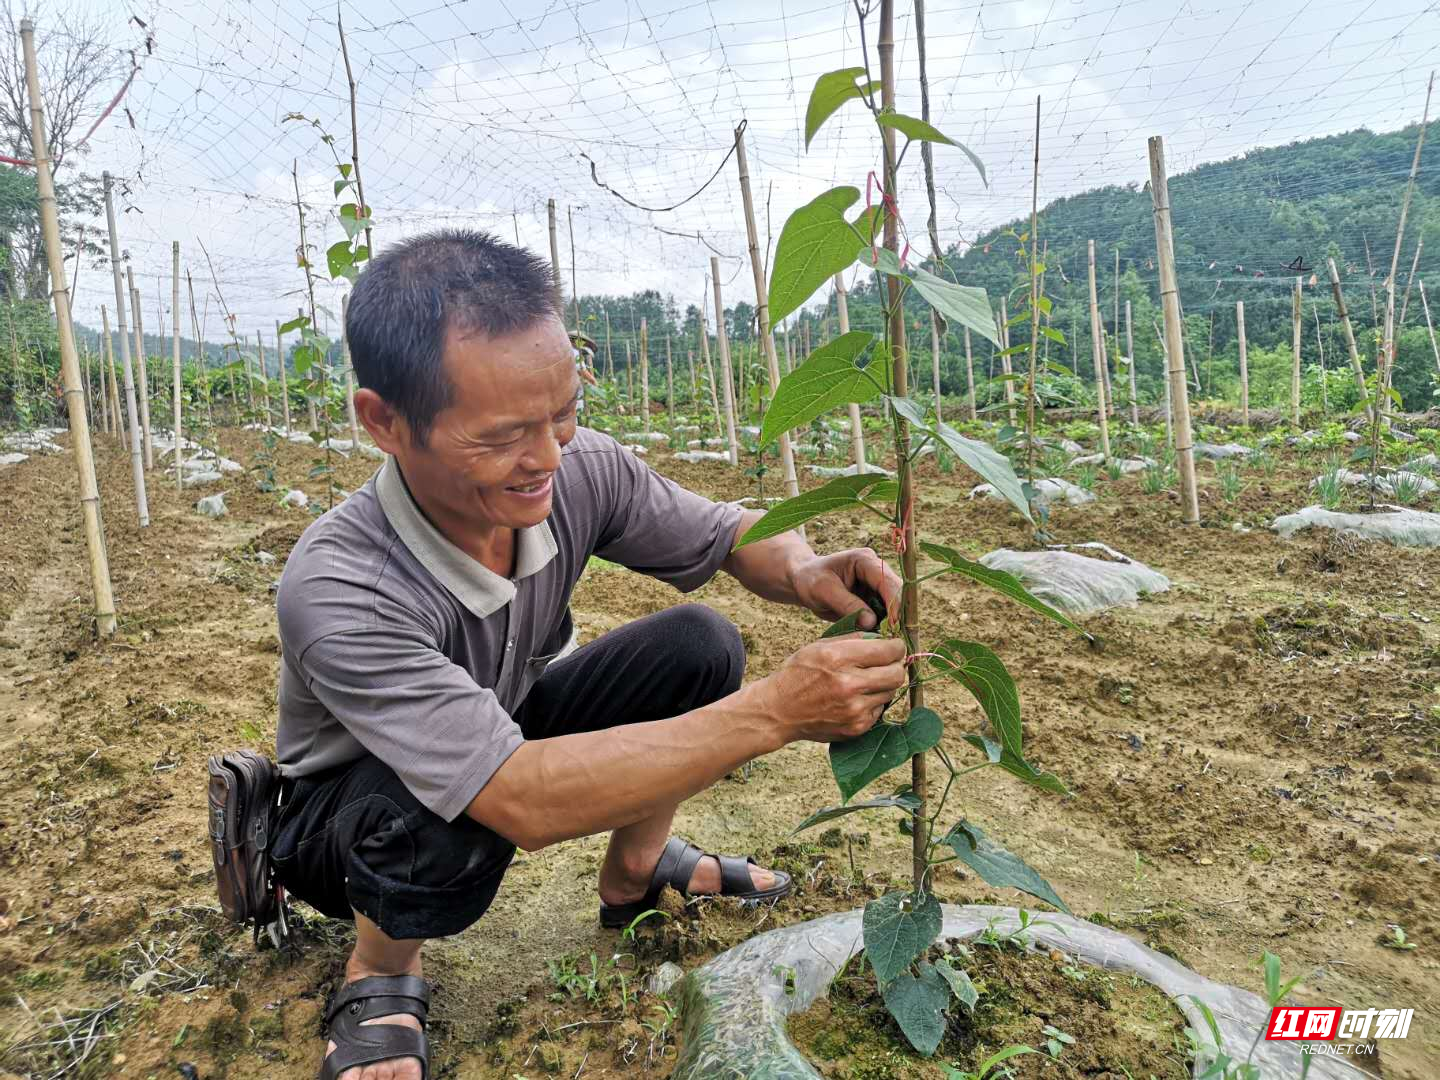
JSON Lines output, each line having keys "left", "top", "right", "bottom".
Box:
{"left": 1105, "top": 458, "right": 1124, "bottom": 482}
{"left": 1042, "top": 1025, "right": 1076, "bottom": 1058}
{"left": 1215, "top": 461, "right": 1246, "bottom": 503}
{"left": 1389, "top": 472, "right": 1426, "bottom": 506}
{"left": 1073, "top": 464, "right": 1097, "bottom": 491}
{"left": 1379, "top": 925, "right": 1417, "bottom": 951}
{"left": 1141, "top": 464, "right": 1173, "bottom": 494}
{"left": 1314, "top": 464, "right": 1344, "bottom": 510}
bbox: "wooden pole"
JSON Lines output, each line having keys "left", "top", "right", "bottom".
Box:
{"left": 1086, "top": 240, "right": 1112, "bottom": 458}
{"left": 547, "top": 198, "right": 562, "bottom": 295}
{"left": 103, "top": 306, "right": 122, "bottom": 443}
{"left": 172, "top": 242, "right": 183, "bottom": 491}
{"left": 1125, "top": 299, "right": 1138, "bottom": 427}
{"left": 916, "top": 0, "right": 944, "bottom": 424}
{"left": 96, "top": 311, "right": 110, "bottom": 433}
{"left": 1236, "top": 301, "right": 1249, "bottom": 427}
{"left": 1291, "top": 277, "right": 1302, "bottom": 428}
{"left": 1381, "top": 73, "right": 1433, "bottom": 418}
{"left": 733, "top": 123, "right": 800, "bottom": 504}
{"left": 1313, "top": 303, "right": 1329, "bottom": 416}
{"left": 21, "top": 18, "right": 116, "bottom": 635}
{"left": 1025, "top": 94, "right": 1041, "bottom": 480}
{"left": 342, "top": 292, "right": 360, "bottom": 448}
{"left": 964, "top": 327, "right": 976, "bottom": 422}
{"left": 257, "top": 328, "right": 272, "bottom": 426}
{"left": 1326, "top": 257, "right": 1370, "bottom": 409}
{"left": 127, "top": 266, "right": 153, "bottom": 468}
{"left": 687, "top": 346, "right": 698, "bottom": 405}
{"left": 299, "top": 306, "right": 317, "bottom": 432}
{"left": 878, "top": 0, "right": 925, "bottom": 890}
{"left": 624, "top": 341, "right": 633, "bottom": 407}
{"left": 639, "top": 316, "right": 650, "bottom": 434}
{"left": 1420, "top": 280, "right": 1440, "bottom": 375}
{"left": 102, "top": 171, "right": 149, "bottom": 526}
{"left": 709, "top": 257, "right": 740, "bottom": 466}
{"left": 567, "top": 205, "right": 580, "bottom": 333}
{"left": 997, "top": 297, "right": 1016, "bottom": 426}
{"left": 275, "top": 320, "right": 292, "bottom": 434}
{"left": 834, "top": 271, "right": 866, "bottom": 470}
{"left": 1399, "top": 237, "right": 1423, "bottom": 332}
{"left": 1147, "top": 136, "right": 1199, "bottom": 524}
{"left": 665, "top": 334, "right": 674, "bottom": 431}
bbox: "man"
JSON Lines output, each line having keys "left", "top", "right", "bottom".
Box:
{"left": 271, "top": 230, "right": 905, "bottom": 1080}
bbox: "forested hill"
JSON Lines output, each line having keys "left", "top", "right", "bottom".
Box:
{"left": 920, "top": 123, "right": 1440, "bottom": 406}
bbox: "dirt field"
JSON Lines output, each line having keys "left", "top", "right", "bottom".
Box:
{"left": 1, "top": 423, "right": 1437, "bottom": 1079}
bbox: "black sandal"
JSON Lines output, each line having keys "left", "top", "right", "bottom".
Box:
{"left": 599, "top": 836, "right": 792, "bottom": 929}
{"left": 319, "top": 974, "right": 430, "bottom": 1080}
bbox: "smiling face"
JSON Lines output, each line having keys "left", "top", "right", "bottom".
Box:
{"left": 359, "top": 312, "right": 581, "bottom": 539}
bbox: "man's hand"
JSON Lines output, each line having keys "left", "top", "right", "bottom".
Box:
{"left": 789, "top": 548, "right": 903, "bottom": 630}
{"left": 754, "top": 636, "right": 908, "bottom": 744}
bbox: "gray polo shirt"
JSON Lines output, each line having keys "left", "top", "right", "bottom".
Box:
{"left": 275, "top": 425, "right": 745, "bottom": 821}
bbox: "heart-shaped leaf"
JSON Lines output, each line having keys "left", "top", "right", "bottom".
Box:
{"left": 964, "top": 735, "right": 1069, "bottom": 796}
{"left": 863, "top": 889, "right": 942, "bottom": 984}
{"left": 769, "top": 187, "right": 872, "bottom": 327}
{"left": 888, "top": 397, "right": 1030, "bottom": 521}
{"left": 943, "top": 820, "right": 1070, "bottom": 914}
{"left": 918, "top": 542, "right": 1079, "bottom": 632}
{"left": 930, "top": 640, "right": 1020, "bottom": 760}
{"left": 278, "top": 315, "right": 309, "bottom": 336}
{"left": 881, "top": 961, "right": 950, "bottom": 1055}
{"left": 875, "top": 113, "right": 986, "bottom": 186}
{"left": 934, "top": 958, "right": 978, "bottom": 1011}
{"left": 908, "top": 266, "right": 998, "bottom": 346}
{"left": 326, "top": 240, "right": 354, "bottom": 280}
{"left": 793, "top": 789, "right": 920, "bottom": 834}
{"left": 733, "top": 473, "right": 895, "bottom": 550}
{"left": 761, "top": 332, "right": 884, "bottom": 446}
{"left": 831, "top": 707, "right": 943, "bottom": 803}
{"left": 804, "top": 68, "right": 881, "bottom": 149}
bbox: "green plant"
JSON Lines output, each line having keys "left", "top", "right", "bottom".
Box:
{"left": 1314, "top": 462, "right": 1344, "bottom": 510}
{"left": 1073, "top": 464, "right": 1097, "bottom": 492}
{"left": 1252, "top": 450, "right": 1278, "bottom": 478}
{"left": 737, "top": 29, "right": 1084, "bottom": 1056}
{"left": 1380, "top": 925, "right": 1417, "bottom": 951}
{"left": 1105, "top": 458, "right": 1124, "bottom": 482}
{"left": 1215, "top": 461, "right": 1245, "bottom": 503}
{"left": 1042, "top": 1025, "right": 1075, "bottom": 1058}
{"left": 943, "top": 1045, "right": 1038, "bottom": 1080}
{"left": 1140, "top": 464, "right": 1172, "bottom": 495}
{"left": 1389, "top": 471, "right": 1426, "bottom": 506}
{"left": 1186, "top": 951, "right": 1311, "bottom": 1080}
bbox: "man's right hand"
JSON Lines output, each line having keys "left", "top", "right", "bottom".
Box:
{"left": 756, "top": 636, "right": 908, "bottom": 744}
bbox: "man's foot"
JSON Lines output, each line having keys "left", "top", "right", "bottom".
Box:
{"left": 323, "top": 960, "right": 427, "bottom": 1080}
{"left": 598, "top": 845, "right": 779, "bottom": 907}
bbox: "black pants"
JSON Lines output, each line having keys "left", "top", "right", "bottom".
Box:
{"left": 271, "top": 604, "right": 744, "bottom": 940}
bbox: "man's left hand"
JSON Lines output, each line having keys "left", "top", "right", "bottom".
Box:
{"left": 789, "top": 548, "right": 902, "bottom": 631}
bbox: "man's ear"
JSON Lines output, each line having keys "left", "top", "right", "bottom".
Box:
{"left": 354, "top": 388, "right": 406, "bottom": 456}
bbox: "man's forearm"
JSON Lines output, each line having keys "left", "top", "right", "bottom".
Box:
{"left": 719, "top": 510, "right": 815, "bottom": 606}
{"left": 465, "top": 687, "right": 783, "bottom": 851}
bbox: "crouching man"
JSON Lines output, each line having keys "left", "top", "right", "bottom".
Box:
{"left": 271, "top": 230, "right": 905, "bottom": 1080}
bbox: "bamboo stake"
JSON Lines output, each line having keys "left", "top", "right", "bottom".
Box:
{"left": 698, "top": 305, "right": 724, "bottom": 444}
{"left": 709, "top": 258, "right": 740, "bottom": 466}
{"left": 275, "top": 320, "right": 292, "bottom": 434}
{"left": 688, "top": 346, "right": 698, "bottom": 406}
{"left": 568, "top": 207, "right": 579, "bottom": 334}
{"left": 1313, "top": 303, "right": 1328, "bottom": 416}
{"left": 915, "top": 0, "right": 943, "bottom": 423}
{"left": 342, "top": 293, "right": 360, "bottom": 449}
{"left": 21, "top": 17, "right": 115, "bottom": 635}
{"left": 1025, "top": 94, "right": 1040, "bottom": 481}
{"left": 1381, "top": 73, "right": 1433, "bottom": 418}
{"left": 1125, "top": 300, "right": 1138, "bottom": 427}
{"left": 1147, "top": 136, "right": 1199, "bottom": 524}
{"left": 640, "top": 316, "right": 650, "bottom": 434}
{"left": 998, "top": 297, "right": 1016, "bottom": 426}
{"left": 1420, "top": 280, "right": 1440, "bottom": 375}
{"left": 337, "top": 11, "right": 372, "bottom": 257}
{"left": 733, "top": 123, "right": 800, "bottom": 505}
{"left": 834, "top": 271, "right": 866, "bottom": 470}
{"left": 665, "top": 334, "right": 674, "bottom": 431}
{"left": 257, "top": 329, "right": 272, "bottom": 427}
{"left": 547, "top": 198, "right": 561, "bottom": 292}
{"left": 127, "top": 267, "right": 153, "bottom": 468}
{"left": 1399, "top": 237, "right": 1423, "bottom": 332}
{"left": 1291, "top": 277, "right": 1302, "bottom": 428}
{"left": 963, "top": 327, "right": 977, "bottom": 422}
{"left": 1086, "top": 240, "right": 1112, "bottom": 459}
{"left": 1236, "top": 301, "right": 1249, "bottom": 427}
{"left": 96, "top": 313, "right": 110, "bottom": 433}
{"left": 1326, "top": 257, "right": 1369, "bottom": 407}
{"left": 877, "top": 0, "right": 924, "bottom": 890}
{"left": 604, "top": 309, "right": 613, "bottom": 381}
{"left": 190, "top": 274, "right": 217, "bottom": 462}
{"left": 301, "top": 306, "right": 317, "bottom": 432}
{"left": 102, "top": 306, "right": 122, "bottom": 443}
{"left": 101, "top": 171, "right": 148, "bottom": 526}
{"left": 624, "top": 341, "right": 633, "bottom": 407}
{"left": 172, "top": 242, "right": 182, "bottom": 491}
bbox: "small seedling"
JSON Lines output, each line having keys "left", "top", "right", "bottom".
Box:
{"left": 1042, "top": 1025, "right": 1075, "bottom": 1058}
{"left": 1380, "top": 925, "right": 1417, "bottom": 951}
{"left": 1389, "top": 472, "right": 1426, "bottom": 506}
{"left": 1073, "top": 464, "right": 1098, "bottom": 491}
{"left": 1140, "top": 464, "right": 1172, "bottom": 494}
{"left": 1315, "top": 464, "right": 1344, "bottom": 510}
{"left": 1215, "top": 461, "right": 1245, "bottom": 503}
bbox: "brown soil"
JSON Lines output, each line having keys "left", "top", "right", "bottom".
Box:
{"left": 0, "top": 424, "right": 1437, "bottom": 1079}
{"left": 788, "top": 941, "right": 1191, "bottom": 1079}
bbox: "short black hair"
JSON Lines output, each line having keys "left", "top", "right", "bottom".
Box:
{"left": 346, "top": 229, "right": 562, "bottom": 446}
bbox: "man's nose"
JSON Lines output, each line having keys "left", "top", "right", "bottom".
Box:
{"left": 523, "top": 429, "right": 563, "bottom": 474}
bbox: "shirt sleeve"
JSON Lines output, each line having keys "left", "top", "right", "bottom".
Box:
{"left": 295, "top": 627, "right": 524, "bottom": 822}
{"left": 591, "top": 434, "right": 745, "bottom": 591}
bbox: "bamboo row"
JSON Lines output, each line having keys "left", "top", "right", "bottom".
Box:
{"left": 102, "top": 171, "right": 149, "bottom": 526}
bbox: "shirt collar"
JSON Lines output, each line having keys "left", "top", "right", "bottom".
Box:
{"left": 375, "top": 456, "right": 558, "bottom": 618}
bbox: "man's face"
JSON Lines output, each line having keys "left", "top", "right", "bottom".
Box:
{"left": 394, "top": 313, "right": 580, "bottom": 532}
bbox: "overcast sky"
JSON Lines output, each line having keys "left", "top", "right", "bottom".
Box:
{"left": 44, "top": 0, "right": 1440, "bottom": 343}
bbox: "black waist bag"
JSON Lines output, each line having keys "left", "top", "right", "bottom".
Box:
{"left": 207, "top": 749, "right": 289, "bottom": 945}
